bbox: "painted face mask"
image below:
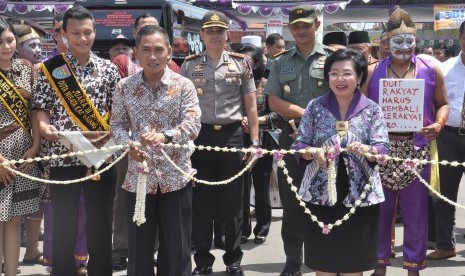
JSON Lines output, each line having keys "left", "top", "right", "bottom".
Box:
{"left": 21, "top": 38, "right": 42, "bottom": 63}
{"left": 389, "top": 34, "right": 416, "bottom": 61}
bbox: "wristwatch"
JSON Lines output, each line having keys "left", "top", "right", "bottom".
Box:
{"left": 163, "top": 130, "right": 173, "bottom": 143}
{"left": 252, "top": 139, "right": 260, "bottom": 147}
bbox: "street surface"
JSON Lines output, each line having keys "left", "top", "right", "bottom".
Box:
{"left": 18, "top": 177, "right": 465, "bottom": 275}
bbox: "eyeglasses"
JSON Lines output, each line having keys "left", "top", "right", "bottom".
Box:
{"left": 328, "top": 72, "right": 355, "bottom": 80}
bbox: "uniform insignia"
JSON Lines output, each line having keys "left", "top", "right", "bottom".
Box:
{"left": 319, "top": 56, "right": 327, "bottom": 62}
{"left": 282, "top": 68, "right": 295, "bottom": 74}
{"left": 283, "top": 85, "right": 291, "bottom": 94}
{"left": 228, "top": 63, "right": 238, "bottom": 71}
{"left": 273, "top": 49, "right": 291, "bottom": 59}
{"left": 185, "top": 54, "right": 200, "bottom": 61}
{"left": 194, "top": 64, "right": 203, "bottom": 72}
{"left": 196, "top": 87, "right": 203, "bottom": 96}
{"left": 211, "top": 14, "right": 219, "bottom": 21}
{"left": 228, "top": 52, "right": 246, "bottom": 58}
{"left": 193, "top": 78, "right": 206, "bottom": 86}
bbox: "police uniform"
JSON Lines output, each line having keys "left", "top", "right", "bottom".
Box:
{"left": 181, "top": 10, "right": 256, "bottom": 273}
{"left": 263, "top": 5, "right": 330, "bottom": 274}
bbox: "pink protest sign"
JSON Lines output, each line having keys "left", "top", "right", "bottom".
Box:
{"left": 379, "top": 79, "right": 425, "bottom": 132}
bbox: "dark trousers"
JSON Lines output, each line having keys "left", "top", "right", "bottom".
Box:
{"left": 433, "top": 128, "right": 465, "bottom": 250}
{"left": 50, "top": 165, "right": 114, "bottom": 276}
{"left": 243, "top": 154, "right": 273, "bottom": 238}
{"left": 126, "top": 184, "right": 192, "bottom": 276}
{"left": 113, "top": 155, "right": 128, "bottom": 258}
{"left": 278, "top": 125, "right": 305, "bottom": 272}
{"left": 192, "top": 126, "right": 244, "bottom": 267}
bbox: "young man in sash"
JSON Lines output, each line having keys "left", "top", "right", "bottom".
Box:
{"left": 32, "top": 5, "right": 120, "bottom": 276}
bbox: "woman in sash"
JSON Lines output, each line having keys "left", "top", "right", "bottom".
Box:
{"left": 0, "top": 17, "right": 41, "bottom": 276}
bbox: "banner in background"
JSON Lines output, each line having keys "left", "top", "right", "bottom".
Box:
{"left": 433, "top": 4, "right": 465, "bottom": 31}
{"left": 266, "top": 15, "right": 283, "bottom": 37}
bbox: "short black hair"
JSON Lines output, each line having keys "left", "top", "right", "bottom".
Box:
{"left": 436, "top": 43, "right": 455, "bottom": 58}
{"left": 235, "top": 43, "right": 265, "bottom": 81}
{"left": 266, "top": 33, "right": 284, "bottom": 47}
{"left": 324, "top": 49, "right": 368, "bottom": 87}
{"left": 422, "top": 45, "right": 433, "bottom": 52}
{"left": 135, "top": 25, "right": 169, "bottom": 47}
{"left": 135, "top": 13, "right": 157, "bottom": 30}
{"left": 63, "top": 5, "right": 94, "bottom": 32}
{"left": 460, "top": 20, "right": 465, "bottom": 38}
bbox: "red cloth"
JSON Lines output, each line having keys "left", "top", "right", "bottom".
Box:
{"left": 112, "top": 53, "right": 180, "bottom": 78}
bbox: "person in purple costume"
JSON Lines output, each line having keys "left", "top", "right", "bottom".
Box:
{"left": 363, "top": 8, "right": 449, "bottom": 276}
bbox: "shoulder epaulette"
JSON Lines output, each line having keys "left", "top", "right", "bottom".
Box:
{"left": 185, "top": 54, "right": 201, "bottom": 61}
{"left": 228, "top": 52, "right": 246, "bottom": 59}
{"left": 273, "top": 48, "right": 291, "bottom": 58}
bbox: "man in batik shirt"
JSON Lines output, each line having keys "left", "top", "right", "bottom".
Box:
{"left": 111, "top": 25, "right": 201, "bottom": 276}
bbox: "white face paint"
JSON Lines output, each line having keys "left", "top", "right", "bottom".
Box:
{"left": 389, "top": 34, "right": 416, "bottom": 61}
{"left": 21, "top": 38, "right": 42, "bottom": 63}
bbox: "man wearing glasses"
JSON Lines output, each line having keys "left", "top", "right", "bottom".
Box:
{"left": 264, "top": 5, "right": 330, "bottom": 276}
{"left": 181, "top": 10, "right": 259, "bottom": 275}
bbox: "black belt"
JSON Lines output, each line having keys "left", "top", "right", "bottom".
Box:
{"left": 201, "top": 121, "right": 241, "bottom": 131}
{"left": 444, "top": 125, "right": 465, "bottom": 135}
{"left": 388, "top": 132, "right": 413, "bottom": 137}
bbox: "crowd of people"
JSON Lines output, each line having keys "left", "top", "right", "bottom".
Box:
{"left": 0, "top": 3, "right": 464, "bottom": 276}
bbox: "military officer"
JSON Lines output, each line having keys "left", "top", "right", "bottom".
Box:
{"left": 264, "top": 5, "right": 330, "bottom": 276}
{"left": 181, "top": 10, "right": 259, "bottom": 276}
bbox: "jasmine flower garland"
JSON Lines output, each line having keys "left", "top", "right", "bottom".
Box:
{"left": 4, "top": 141, "right": 465, "bottom": 226}
{"left": 325, "top": 145, "right": 341, "bottom": 206}
{"left": 133, "top": 160, "right": 149, "bottom": 226}
{"left": 275, "top": 150, "right": 377, "bottom": 235}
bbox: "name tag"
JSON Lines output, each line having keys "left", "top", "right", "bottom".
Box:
{"left": 282, "top": 68, "right": 295, "bottom": 74}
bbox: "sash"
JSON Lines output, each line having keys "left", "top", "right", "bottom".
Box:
{"left": 41, "top": 54, "right": 109, "bottom": 131}
{"left": 0, "top": 70, "right": 31, "bottom": 131}
{"left": 58, "top": 131, "right": 116, "bottom": 169}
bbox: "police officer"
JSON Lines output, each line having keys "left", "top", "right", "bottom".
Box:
{"left": 264, "top": 6, "right": 329, "bottom": 276}
{"left": 181, "top": 10, "right": 259, "bottom": 275}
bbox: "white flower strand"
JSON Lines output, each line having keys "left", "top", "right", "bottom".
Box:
{"left": 327, "top": 160, "right": 337, "bottom": 206}
{"left": 159, "top": 148, "right": 257, "bottom": 185}
{"left": 1, "top": 142, "right": 464, "bottom": 172}
{"left": 2, "top": 140, "right": 465, "bottom": 215}
{"left": 1, "top": 148, "right": 129, "bottom": 185}
{"left": 0, "top": 144, "right": 126, "bottom": 167}
{"left": 410, "top": 168, "right": 465, "bottom": 210}
{"left": 278, "top": 158, "right": 376, "bottom": 234}
{"left": 133, "top": 160, "right": 149, "bottom": 226}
